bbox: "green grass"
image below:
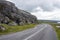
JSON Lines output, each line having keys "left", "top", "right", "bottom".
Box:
{"left": 0, "top": 24, "right": 37, "bottom": 35}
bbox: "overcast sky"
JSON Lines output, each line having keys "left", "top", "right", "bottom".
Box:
{"left": 7, "top": 0, "right": 60, "bottom": 20}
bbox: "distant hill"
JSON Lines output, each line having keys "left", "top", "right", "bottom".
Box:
{"left": 38, "top": 20, "right": 60, "bottom": 23}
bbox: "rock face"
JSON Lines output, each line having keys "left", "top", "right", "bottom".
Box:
{"left": 0, "top": 1, "right": 37, "bottom": 25}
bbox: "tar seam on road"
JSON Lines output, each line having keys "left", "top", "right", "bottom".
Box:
{"left": 24, "top": 26, "right": 47, "bottom": 40}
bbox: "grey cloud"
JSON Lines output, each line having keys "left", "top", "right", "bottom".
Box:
{"left": 10, "top": 0, "right": 60, "bottom": 12}
{"left": 40, "top": 3, "right": 54, "bottom": 11}
{"left": 11, "top": 0, "right": 41, "bottom": 12}
{"left": 54, "top": 2, "right": 60, "bottom": 8}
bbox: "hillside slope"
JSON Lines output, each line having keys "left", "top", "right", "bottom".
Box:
{"left": 0, "top": 0, "right": 37, "bottom": 25}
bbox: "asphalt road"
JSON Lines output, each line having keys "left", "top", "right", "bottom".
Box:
{"left": 0, "top": 24, "right": 57, "bottom": 40}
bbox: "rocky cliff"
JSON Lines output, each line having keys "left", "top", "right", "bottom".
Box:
{"left": 0, "top": 0, "right": 37, "bottom": 25}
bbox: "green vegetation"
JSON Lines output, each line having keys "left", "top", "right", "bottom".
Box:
{"left": 0, "top": 24, "right": 37, "bottom": 35}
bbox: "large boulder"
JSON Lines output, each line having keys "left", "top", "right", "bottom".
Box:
{"left": 0, "top": 25, "right": 6, "bottom": 31}
{"left": 0, "top": 0, "right": 37, "bottom": 25}
{"left": 8, "top": 22, "right": 17, "bottom": 26}
{"left": 56, "top": 26, "right": 60, "bottom": 29}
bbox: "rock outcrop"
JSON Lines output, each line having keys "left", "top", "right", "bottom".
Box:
{"left": 0, "top": 0, "right": 37, "bottom": 25}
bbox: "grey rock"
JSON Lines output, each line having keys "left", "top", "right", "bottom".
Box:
{"left": 56, "top": 26, "right": 60, "bottom": 29}
{"left": 8, "top": 22, "right": 17, "bottom": 26}
{"left": 0, "top": 25, "right": 6, "bottom": 31}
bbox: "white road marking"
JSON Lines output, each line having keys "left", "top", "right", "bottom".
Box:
{"left": 0, "top": 25, "right": 39, "bottom": 39}
{"left": 24, "top": 26, "right": 47, "bottom": 40}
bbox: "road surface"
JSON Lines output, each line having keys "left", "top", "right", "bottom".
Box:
{"left": 0, "top": 24, "right": 57, "bottom": 40}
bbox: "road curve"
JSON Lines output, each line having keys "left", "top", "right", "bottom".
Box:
{"left": 0, "top": 24, "right": 57, "bottom": 40}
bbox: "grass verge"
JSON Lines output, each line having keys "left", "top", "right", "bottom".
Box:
{"left": 0, "top": 24, "right": 37, "bottom": 35}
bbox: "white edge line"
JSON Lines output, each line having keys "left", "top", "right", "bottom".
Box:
{"left": 24, "top": 26, "right": 47, "bottom": 40}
